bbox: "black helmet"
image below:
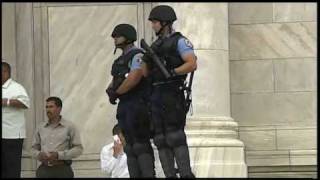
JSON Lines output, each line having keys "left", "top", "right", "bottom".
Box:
{"left": 111, "top": 24, "right": 137, "bottom": 42}
{"left": 148, "top": 5, "right": 177, "bottom": 22}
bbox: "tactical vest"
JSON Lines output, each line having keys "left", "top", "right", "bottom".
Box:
{"left": 111, "top": 48, "right": 147, "bottom": 99}
{"left": 150, "top": 32, "right": 188, "bottom": 83}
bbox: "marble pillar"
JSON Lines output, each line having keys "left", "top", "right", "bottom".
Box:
{"left": 15, "top": 3, "right": 38, "bottom": 177}
{"left": 154, "top": 3, "right": 247, "bottom": 177}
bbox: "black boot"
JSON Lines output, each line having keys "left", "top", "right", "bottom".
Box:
{"left": 173, "top": 145, "right": 195, "bottom": 178}
{"left": 127, "top": 156, "right": 141, "bottom": 177}
{"left": 124, "top": 145, "right": 141, "bottom": 177}
{"left": 137, "top": 153, "right": 155, "bottom": 177}
{"left": 158, "top": 148, "right": 177, "bottom": 178}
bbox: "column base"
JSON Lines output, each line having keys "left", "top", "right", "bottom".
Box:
{"left": 186, "top": 116, "right": 247, "bottom": 177}
{"left": 152, "top": 116, "right": 248, "bottom": 178}
{"left": 189, "top": 144, "right": 247, "bottom": 177}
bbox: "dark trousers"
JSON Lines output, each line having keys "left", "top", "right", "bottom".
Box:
{"left": 1, "top": 138, "right": 24, "bottom": 178}
{"left": 151, "top": 86, "right": 195, "bottom": 178}
{"left": 117, "top": 96, "right": 155, "bottom": 177}
{"left": 36, "top": 164, "right": 74, "bottom": 178}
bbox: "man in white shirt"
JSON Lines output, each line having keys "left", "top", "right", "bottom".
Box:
{"left": 2, "top": 61, "right": 30, "bottom": 178}
{"left": 100, "top": 124, "right": 129, "bottom": 178}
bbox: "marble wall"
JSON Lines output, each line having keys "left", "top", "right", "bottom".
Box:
{"left": 2, "top": 2, "right": 317, "bottom": 178}
{"left": 229, "top": 3, "right": 317, "bottom": 178}
{"left": 2, "top": 2, "right": 146, "bottom": 177}
{"left": 1, "top": 3, "right": 17, "bottom": 79}
{"left": 47, "top": 3, "right": 143, "bottom": 177}
{"left": 48, "top": 4, "right": 139, "bottom": 154}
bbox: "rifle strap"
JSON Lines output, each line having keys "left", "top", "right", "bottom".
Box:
{"left": 189, "top": 101, "right": 193, "bottom": 116}
{"left": 186, "top": 71, "right": 195, "bottom": 116}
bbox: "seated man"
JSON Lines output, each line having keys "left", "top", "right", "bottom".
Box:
{"left": 100, "top": 124, "right": 129, "bottom": 178}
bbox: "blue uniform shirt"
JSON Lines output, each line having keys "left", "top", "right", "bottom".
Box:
{"left": 165, "top": 31, "right": 195, "bottom": 58}
{"left": 123, "top": 46, "right": 143, "bottom": 72}
{"left": 177, "top": 37, "right": 195, "bottom": 57}
{"left": 130, "top": 53, "right": 144, "bottom": 71}
{"left": 127, "top": 33, "right": 196, "bottom": 72}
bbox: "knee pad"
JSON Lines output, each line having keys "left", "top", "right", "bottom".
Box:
{"left": 133, "top": 142, "right": 152, "bottom": 156}
{"left": 166, "top": 130, "right": 187, "bottom": 148}
{"left": 153, "top": 134, "right": 167, "bottom": 149}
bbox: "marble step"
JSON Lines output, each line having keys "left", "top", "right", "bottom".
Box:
{"left": 187, "top": 137, "right": 245, "bottom": 147}
{"left": 186, "top": 116, "right": 239, "bottom": 130}
{"left": 186, "top": 129, "right": 238, "bottom": 138}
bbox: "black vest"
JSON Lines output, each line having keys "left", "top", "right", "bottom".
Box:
{"left": 111, "top": 48, "right": 147, "bottom": 99}
{"left": 150, "top": 32, "right": 187, "bottom": 83}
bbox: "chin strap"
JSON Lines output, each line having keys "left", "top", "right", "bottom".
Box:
{"left": 113, "top": 40, "right": 133, "bottom": 54}
{"left": 156, "top": 21, "right": 172, "bottom": 36}
{"left": 113, "top": 47, "right": 118, "bottom": 54}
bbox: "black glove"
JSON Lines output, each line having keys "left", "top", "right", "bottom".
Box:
{"left": 106, "top": 88, "right": 119, "bottom": 105}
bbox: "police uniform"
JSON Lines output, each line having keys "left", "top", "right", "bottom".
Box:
{"left": 108, "top": 24, "right": 155, "bottom": 178}
{"left": 145, "top": 5, "right": 196, "bottom": 178}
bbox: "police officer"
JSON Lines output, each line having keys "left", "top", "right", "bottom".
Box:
{"left": 106, "top": 24, "right": 155, "bottom": 177}
{"left": 142, "top": 5, "right": 197, "bottom": 178}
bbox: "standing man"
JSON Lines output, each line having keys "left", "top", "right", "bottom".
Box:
{"left": 32, "top": 96, "right": 83, "bottom": 178}
{"left": 142, "top": 5, "right": 197, "bottom": 178}
{"left": 106, "top": 24, "right": 155, "bottom": 177}
{"left": 2, "top": 61, "right": 30, "bottom": 178}
{"left": 100, "top": 124, "right": 129, "bottom": 178}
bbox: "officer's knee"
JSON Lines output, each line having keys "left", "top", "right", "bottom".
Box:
{"left": 153, "top": 134, "right": 167, "bottom": 149}
{"left": 166, "top": 130, "right": 187, "bottom": 148}
{"left": 124, "top": 144, "right": 135, "bottom": 157}
{"left": 133, "top": 142, "right": 152, "bottom": 156}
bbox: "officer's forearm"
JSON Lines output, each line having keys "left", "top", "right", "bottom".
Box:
{"left": 107, "top": 80, "right": 114, "bottom": 89}
{"left": 142, "top": 62, "right": 149, "bottom": 77}
{"left": 116, "top": 79, "right": 138, "bottom": 95}
{"left": 174, "top": 59, "right": 197, "bottom": 75}
{"left": 116, "top": 71, "right": 143, "bottom": 95}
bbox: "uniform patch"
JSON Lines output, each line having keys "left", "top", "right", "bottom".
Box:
{"left": 137, "top": 53, "right": 144, "bottom": 63}
{"left": 184, "top": 38, "right": 193, "bottom": 48}
{"left": 137, "top": 58, "right": 143, "bottom": 65}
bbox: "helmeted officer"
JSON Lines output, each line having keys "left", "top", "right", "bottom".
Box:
{"left": 106, "top": 23, "right": 155, "bottom": 178}
{"left": 142, "top": 5, "right": 197, "bottom": 178}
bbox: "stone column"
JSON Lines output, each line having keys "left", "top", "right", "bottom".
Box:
{"left": 15, "top": 3, "right": 37, "bottom": 177}
{"left": 153, "top": 3, "right": 247, "bottom": 177}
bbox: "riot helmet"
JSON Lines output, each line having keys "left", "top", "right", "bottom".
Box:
{"left": 111, "top": 24, "right": 137, "bottom": 54}
{"left": 148, "top": 5, "right": 177, "bottom": 23}
{"left": 111, "top": 24, "right": 137, "bottom": 42}
{"left": 148, "top": 5, "right": 177, "bottom": 36}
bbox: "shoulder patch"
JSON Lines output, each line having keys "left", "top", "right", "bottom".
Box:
{"left": 184, "top": 38, "right": 193, "bottom": 48}
{"left": 137, "top": 57, "right": 143, "bottom": 64}
{"left": 135, "top": 53, "right": 144, "bottom": 65}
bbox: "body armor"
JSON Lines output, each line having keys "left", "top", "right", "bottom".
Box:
{"left": 111, "top": 48, "right": 146, "bottom": 100}
{"left": 150, "top": 32, "right": 187, "bottom": 83}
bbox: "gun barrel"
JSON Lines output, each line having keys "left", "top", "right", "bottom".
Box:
{"left": 140, "top": 39, "right": 171, "bottom": 79}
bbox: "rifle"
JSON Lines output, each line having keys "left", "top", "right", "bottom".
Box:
{"left": 140, "top": 39, "right": 171, "bottom": 79}
{"left": 141, "top": 39, "right": 195, "bottom": 114}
